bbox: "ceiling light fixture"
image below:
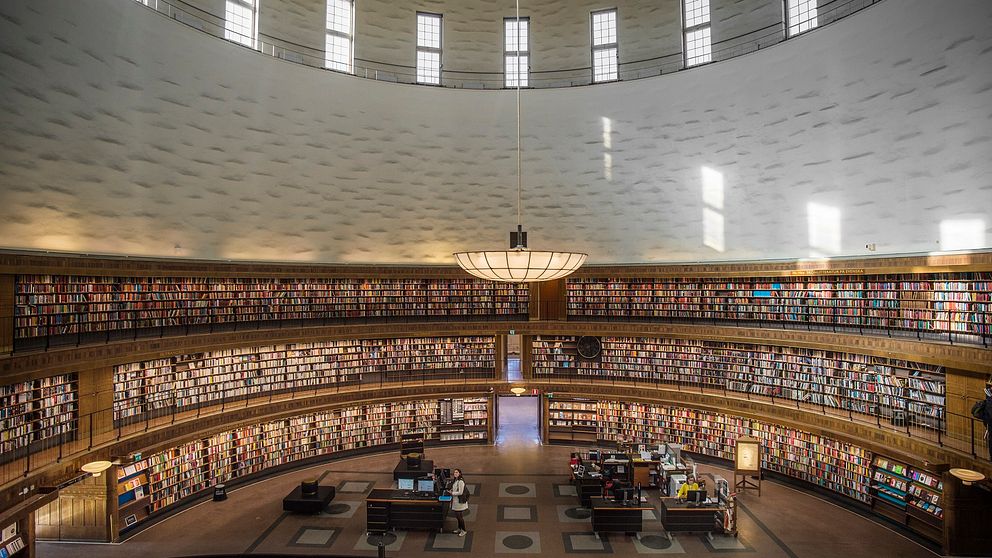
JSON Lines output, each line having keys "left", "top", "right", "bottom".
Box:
{"left": 453, "top": 0, "right": 586, "bottom": 283}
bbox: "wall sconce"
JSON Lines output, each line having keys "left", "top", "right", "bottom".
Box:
{"left": 510, "top": 387, "right": 527, "bottom": 396}
{"left": 80, "top": 461, "right": 113, "bottom": 478}
{"left": 949, "top": 468, "right": 986, "bottom": 486}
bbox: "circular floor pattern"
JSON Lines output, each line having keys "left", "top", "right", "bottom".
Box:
{"left": 501, "top": 535, "right": 534, "bottom": 549}
{"left": 325, "top": 503, "right": 351, "bottom": 514}
{"left": 366, "top": 533, "right": 397, "bottom": 546}
{"left": 505, "top": 485, "right": 530, "bottom": 495}
{"left": 638, "top": 534, "right": 673, "bottom": 549}
{"left": 564, "top": 507, "right": 592, "bottom": 519}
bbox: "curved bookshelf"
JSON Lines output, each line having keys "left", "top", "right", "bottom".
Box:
{"left": 115, "top": 396, "right": 491, "bottom": 534}
{"left": 533, "top": 335, "right": 946, "bottom": 430}
{"left": 14, "top": 275, "right": 527, "bottom": 349}
{"left": 566, "top": 272, "right": 992, "bottom": 345}
{"left": 549, "top": 397, "right": 872, "bottom": 502}
{"left": 113, "top": 336, "right": 498, "bottom": 424}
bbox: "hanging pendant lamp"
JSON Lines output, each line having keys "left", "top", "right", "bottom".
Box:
{"left": 453, "top": 0, "right": 587, "bottom": 283}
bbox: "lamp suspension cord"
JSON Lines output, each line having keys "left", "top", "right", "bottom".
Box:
{"left": 515, "top": 0, "right": 521, "bottom": 230}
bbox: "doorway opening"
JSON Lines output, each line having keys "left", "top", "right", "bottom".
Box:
{"left": 506, "top": 334, "right": 521, "bottom": 382}
{"left": 495, "top": 395, "right": 539, "bottom": 446}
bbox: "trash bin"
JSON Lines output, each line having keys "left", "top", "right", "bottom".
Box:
{"left": 213, "top": 484, "right": 228, "bottom": 501}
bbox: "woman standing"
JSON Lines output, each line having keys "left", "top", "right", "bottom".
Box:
{"left": 449, "top": 468, "right": 469, "bottom": 536}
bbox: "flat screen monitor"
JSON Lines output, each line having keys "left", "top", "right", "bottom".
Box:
{"left": 417, "top": 479, "right": 434, "bottom": 493}
{"left": 398, "top": 478, "right": 414, "bottom": 490}
{"left": 687, "top": 489, "right": 707, "bottom": 505}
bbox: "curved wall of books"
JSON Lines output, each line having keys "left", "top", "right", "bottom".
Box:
{"left": 1, "top": 252, "right": 989, "bottom": 548}
{"left": 1, "top": 0, "right": 991, "bottom": 263}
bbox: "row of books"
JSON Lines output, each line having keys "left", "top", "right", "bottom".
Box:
{"left": 549, "top": 399, "right": 872, "bottom": 502}
{"left": 117, "top": 397, "right": 489, "bottom": 529}
{"left": 567, "top": 274, "right": 991, "bottom": 335}
{"left": 533, "top": 337, "right": 945, "bottom": 426}
{"left": 15, "top": 275, "right": 528, "bottom": 339}
{"left": 113, "top": 337, "right": 496, "bottom": 421}
{"left": 0, "top": 374, "right": 78, "bottom": 455}
{"left": 870, "top": 455, "right": 943, "bottom": 522}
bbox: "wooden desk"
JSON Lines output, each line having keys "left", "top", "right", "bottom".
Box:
{"left": 659, "top": 498, "right": 722, "bottom": 534}
{"left": 631, "top": 458, "right": 659, "bottom": 488}
{"left": 366, "top": 489, "right": 445, "bottom": 534}
{"left": 393, "top": 458, "right": 435, "bottom": 481}
{"left": 590, "top": 497, "right": 654, "bottom": 535}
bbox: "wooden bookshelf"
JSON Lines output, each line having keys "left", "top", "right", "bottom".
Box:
{"left": 438, "top": 397, "right": 491, "bottom": 442}
{"left": 113, "top": 336, "right": 497, "bottom": 424}
{"left": 566, "top": 273, "right": 992, "bottom": 342}
{"left": 532, "top": 336, "right": 946, "bottom": 430}
{"left": 118, "top": 397, "right": 489, "bottom": 533}
{"left": 14, "top": 275, "right": 528, "bottom": 344}
{"left": 0, "top": 373, "right": 78, "bottom": 462}
{"left": 870, "top": 455, "right": 944, "bottom": 542}
{"left": 546, "top": 397, "right": 871, "bottom": 504}
{"left": 116, "top": 459, "right": 152, "bottom": 530}
{"left": 547, "top": 398, "right": 598, "bottom": 443}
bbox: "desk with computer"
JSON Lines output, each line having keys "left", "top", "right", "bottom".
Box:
{"left": 660, "top": 479, "right": 734, "bottom": 536}
{"left": 367, "top": 468, "right": 453, "bottom": 535}
{"left": 588, "top": 479, "right": 654, "bottom": 537}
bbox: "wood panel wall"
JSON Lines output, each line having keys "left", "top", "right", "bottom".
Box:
{"left": 0, "top": 275, "right": 13, "bottom": 355}
{"left": 34, "top": 474, "right": 108, "bottom": 541}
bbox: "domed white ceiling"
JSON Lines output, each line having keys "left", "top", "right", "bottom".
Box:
{"left": 0, "top": 0, "right": 990, "bottom": 264}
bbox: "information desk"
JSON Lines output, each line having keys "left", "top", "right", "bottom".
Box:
{"left": 590, "top": 497, "right": 654, "bottom": 535}
{"left": 283, "top": 485, "right": 335, "bottom": 513}
{"left": 572, "top": 472, "right": 603, "bottom": 507}
{"left": 393, "top": 458, "right": 435, "bottom": 481}
{"left": 659, "top": 497, "right": 723, "bottom": 534}
{"left": 366, "top": 489, "right": 445, "bottom": 534}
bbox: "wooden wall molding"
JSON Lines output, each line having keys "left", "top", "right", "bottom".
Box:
{"left": 569, "top": 251, "right": 992, "bottom": 278}
{"left": 0, "top": 251, "right": 465, "bottom": 279}
{"left": 2, "top": 320, "right": 988, "bottom": 382}
{"left": 3, "top": 250, "right": 990, "bottom": 278}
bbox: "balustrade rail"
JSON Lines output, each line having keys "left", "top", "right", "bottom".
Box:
{"left": 130, "top": 0, "right": 882, "bottom": 89}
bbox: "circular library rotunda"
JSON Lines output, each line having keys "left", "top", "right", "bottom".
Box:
{"left": 0, "top": 0, "right": 990, "bottom": 557}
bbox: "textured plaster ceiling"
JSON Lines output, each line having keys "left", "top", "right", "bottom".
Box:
{"left": 0, "top": 0, "right": 990, "bottom": 264}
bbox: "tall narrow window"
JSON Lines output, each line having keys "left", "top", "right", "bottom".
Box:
{"left": 325, "top": 0, "right": 354, "bottom": 72}
{"left": 682, "top": 0, "right": 711, "bottom": 67}
{"left": 591, "top": 9, "right": 618, "bottom": 83}
{"left": 504, "top": 18, "right": 530, "bottom": 88}
{"left": 416, "top": 13, "right": 442, "bottom": 85}
{"left": 225, "top": 0, "right": 258, "bottom": 49}
{"left": 786, "top": 0, "right": 818, "bottom": 36}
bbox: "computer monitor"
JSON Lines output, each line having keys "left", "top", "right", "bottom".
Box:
{"left": 417, "top": 479, "right": 434, "bottom": 493}
{"left": 687, "top": 489, "right": 707, "bottom": 505}
{"left": 398, "top": 477, "right": 414, "bottom": 490}
{"left": 433, "top": 468, "right": 446, "bottom": 483}
{"left": 612, "top": 484, "right": 634, "bottom": 503}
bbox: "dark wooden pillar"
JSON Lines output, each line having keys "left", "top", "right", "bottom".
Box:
{"left": 943, "top": 472, "right": 992, "bottom": 555}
